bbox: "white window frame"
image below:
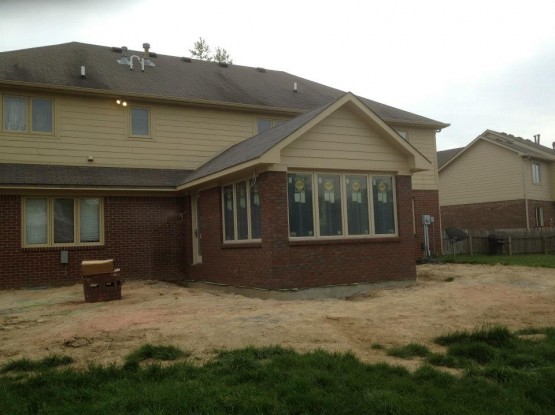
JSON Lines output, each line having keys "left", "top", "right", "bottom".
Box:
{"left": 287, "top": 171, "right": 398, "bottom": 240}
{"left": 129, "top": 106, "right": 151, "bottom": 137}
{"left": 2, "top": 95, "right": 54, "bottom": 134}
{"left": 221, "top": 179, "right": 262, "bottom": 243}
{"left": 532, "top": 162, "right": 541, "bottom": 184}
{"left": 22, "top": 197, "right": 104, "bottom": 247}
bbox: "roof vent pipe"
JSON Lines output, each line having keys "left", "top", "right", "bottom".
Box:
{"left": 293, "top": 82, "right": 298, "bottom": 93}
{"left": 552, "top": 141, "right": 555, "bottom": 150}
{"left": 534, "top": 134, "right": 540, "bottom": 144}
{"left": 142, "top": 43, "right": 156, "bottom": 67}
{"left": 80, "top": 66, "right": 86, "bottom": 79}
{"left": 117, "top": 46, "right": 130, "bottom": 65}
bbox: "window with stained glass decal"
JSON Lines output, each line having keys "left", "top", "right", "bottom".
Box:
{"left": 317, "top": 174, "right": 342, "bottom": 236}
{"left": 235, "top": 181, "right": 249, "bottom": 240}
{"left": 222, "top": 179, "right": 261, "bottom": 241}
{"left": 346, "top": 175, "right": 369, "bottom": 235}
{"left": 223, "top": 185, "right": 235, "bottom": 241}
{"left": 288, "top": 173, "right": 314, "bottom": 237}
{"left": 372, "top": 176, "right": 395, "bottom": 234}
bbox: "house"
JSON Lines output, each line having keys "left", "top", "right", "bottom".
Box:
{"left": 0, "top": 42, "right": 448, "bottom": 295}
{"left": 438, "top": 130, "right": 555, "bottom": 231}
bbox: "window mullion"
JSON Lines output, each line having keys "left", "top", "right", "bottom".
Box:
{"left": 341, "top": 174, "right": 348, "bottom": 236}
{"left": 313, "top": 174, "right": 320, "bottom": 237}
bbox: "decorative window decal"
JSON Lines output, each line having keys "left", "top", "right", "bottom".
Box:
{"left": 288, "top": 172, "right": 396, "bottom": 238}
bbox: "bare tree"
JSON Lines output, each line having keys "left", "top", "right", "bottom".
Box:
{"left": 189, "top": 37, "right": 233, "bottom": 65}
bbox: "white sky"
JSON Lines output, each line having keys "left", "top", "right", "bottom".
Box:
{"left": 1, "top": 0, "right": 554, "bottom": 150}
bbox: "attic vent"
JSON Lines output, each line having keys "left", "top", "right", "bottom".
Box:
{"left": 218, "top": 62, "right": 229, "bottom": 68}
{"left": 111, "top": 47, "right": 122, "bottom": 53}
{"left": 256, "top": 67, "right": 266, "bottom": 73}
{"left": 182, "top": 57, "right": 192, "bottom": 63}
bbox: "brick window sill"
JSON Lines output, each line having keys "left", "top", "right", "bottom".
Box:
{"left": 221, "top": 242, "right": 262, "bottom": 249}
{"left": 289, "top": 237, "right": 400, "bottom": 247}
{"left": 22, "top": 245, "right": 105, "bottom": 252}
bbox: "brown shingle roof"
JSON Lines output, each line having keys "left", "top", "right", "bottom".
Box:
{"left": 0, "top": 164, "right": 191, "bottom": 188}
{"left": 437, "top": 147, "right": 464, "bottom": 168}
{"left": 0, "top": 42, "right": 448, "bottom": 128}
{"left": 184, "top": 101, "right": 334, "bottom": 184}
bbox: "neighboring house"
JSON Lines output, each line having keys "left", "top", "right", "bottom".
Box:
{"left": 438, "top": 130, "right": 555, "bottom": 231}
{"left": 0, "top": 42, "right": 448, "bottom": 293}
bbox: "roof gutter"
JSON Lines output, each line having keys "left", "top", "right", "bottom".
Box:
{"left": 0, "top": 80, "right": 306, "bottom": 116}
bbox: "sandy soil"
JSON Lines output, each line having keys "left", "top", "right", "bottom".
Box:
{"left": 1, "top": 264, "right": 554, "bottom": 369}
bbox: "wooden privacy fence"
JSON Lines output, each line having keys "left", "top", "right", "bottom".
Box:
{"left": 442, "top": 228, "right": 555, "bottom": 256}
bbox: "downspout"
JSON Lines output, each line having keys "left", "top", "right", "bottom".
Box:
{"left": 522, "top": 155, "right": 530, "bottom": 230}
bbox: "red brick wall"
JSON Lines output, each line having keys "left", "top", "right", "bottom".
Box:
{"left": 441, "top": 199, "right": 555, "bottom": 231}
{"left": 412, "top": 190, "right": 442, "bottom": 258}
{"left": 0, "top": 195, "right": 186, "bottom": 289}
{"left": 188, "top": 172, "right": 416, "bottom": 289}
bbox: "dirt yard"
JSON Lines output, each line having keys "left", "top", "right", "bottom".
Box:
{"left": 1, "top": 264, "right": 554, "bottom": 369}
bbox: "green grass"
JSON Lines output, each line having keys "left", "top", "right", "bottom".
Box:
{"left": 124, "top": 344, "right": 188, "bottom": 366}
{"left": 387, "top": 343, "right": 430, "bottom": 359}
{"left": 440, "top": 253, "right": 555, "bottom": 268}
{"left": 1, "top": 327, "right": 554, "bottom": 414}
{"left": 0, "top": 355, "right": 73, "bottom": 374}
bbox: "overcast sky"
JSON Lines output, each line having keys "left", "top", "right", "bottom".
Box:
{"left": 2, "top": 0, "right": 554, "bottom": 150}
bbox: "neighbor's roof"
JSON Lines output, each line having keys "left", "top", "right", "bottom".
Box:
{"left": 483, "top": 130, "right": 555, "bottom": 159}
{"left": 0, "top": 42, "right": 448, "bottom": 128}
{"left": 439, "top": 129, "right": 555, "bottom": 172}
{"left": 437, "top": 147, "right": 464, "bottom": 168}
{"left": 0, "top": 164, "right": 191, "bottom": 189}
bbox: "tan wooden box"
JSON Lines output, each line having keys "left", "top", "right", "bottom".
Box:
{"left": 81, "top": 259, "right": 120, "bottom": 276}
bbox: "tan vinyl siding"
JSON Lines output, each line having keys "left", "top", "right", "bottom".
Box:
{"left": 525, "top": 158, "right": 552, "bottom": 201}
{"left": 0, "top": 92, "right": 255, "bottom": 170}
{"left": 439, "top": 140, "right": 524, "bottom": 206}
{"left": 405, "top": 127, "right": 439, "bottom": 191}
{"left": 281, "top": 107, "right": 410, "bottom": 173}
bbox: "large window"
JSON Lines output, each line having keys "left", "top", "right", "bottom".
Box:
{"left": 131, "top": 107, "right": 150, "bottom": 136}
{"left": 288, "top": 172, "right": 396, "bottom": 238}
{"left": 222, "top": 178, "right": 261, "bottom": 242}
{"left": 23, "top": 197, "right": 103, "bottom": 247}
{"left": 2, "top": 95, "right": 53, "bottom": 133}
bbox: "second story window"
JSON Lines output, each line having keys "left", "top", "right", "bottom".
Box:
{"left": 2, "top": 95, "right": 53, "bottom": 133}
{"left": 532, "top": 162, "right": 541, "bottom": 184}
{"left": 256, "top": 118, "right": 284, "bottom": 134}
{"left": 131, "top": 107, "right": 150, "bottom": 136}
